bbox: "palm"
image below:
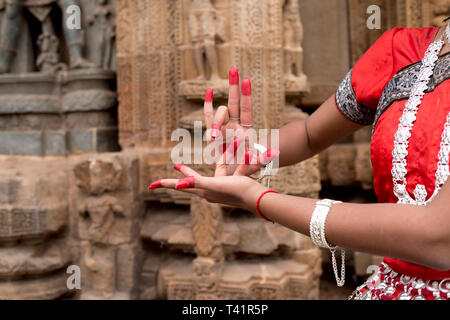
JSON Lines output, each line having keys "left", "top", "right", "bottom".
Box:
{"left": 204, "top": 67, "right": 262, "bottom": 177}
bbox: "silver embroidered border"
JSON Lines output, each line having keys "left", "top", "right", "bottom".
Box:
{"left": 373, "top": 53, "right": 450, "bottom": 132}
{"left": 391, "top": 36, "right": 450, "bottom": 205}
{"left": 335, "top": 70, "right": 377, "bottom": 126}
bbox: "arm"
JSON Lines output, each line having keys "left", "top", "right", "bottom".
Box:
{"left": 277, "top": 94, "right": 363, "bottom": 167}
{"left": 248, "top": 180, "right": 450, "bottom": 271}
{"left": 151, "top": 167, "right": 450, "bottom": 272}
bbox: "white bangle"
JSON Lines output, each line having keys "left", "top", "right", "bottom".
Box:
{"left": 310, "top": 199, "right": 346, "bottom": 287}
{"left": 309, "top": 199, "right": 341, "bottom": 249}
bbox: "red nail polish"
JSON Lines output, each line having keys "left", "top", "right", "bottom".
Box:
{"left": 241, "top": 77, "right": 251, "bottom": 96}
{"left": 229, "top": 66, "right": 239, "bottom": 85}
{"left": 176, "top": 181, "right": 189, "bottom": 189}
{"left": 222, "top": 143, "right": 228, "bottom": 154}
{"left": 176, "top": 176, "right": 195, "bottom": 189}
{"left": 174, "top": 164, "right": 183, "bottom": 171}
{"left": 205, "top": 88, "right": 213, "bottom": 102}
{"left": 245, "top": 151, "right": 253, "bottom": 165}
{"left": 211, "top": 123, "right": 221, "bottom": 139}
{"left": 148, "top": 180, "right": 162, "bottom": 190}
{"left": 233, "top": 138, "right": 240, "bottom": 153}
{"left": 262, "top": 149, "right": 280, "bottom": 163}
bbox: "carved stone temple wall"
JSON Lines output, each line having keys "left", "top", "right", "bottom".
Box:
{"left": 116, "top": 0, "right": 322, "bottom": 300}
{"left": 0, "top": 0, "right": 447, "bottom": 300}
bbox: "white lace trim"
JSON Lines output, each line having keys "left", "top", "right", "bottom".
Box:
{"left": 391, "top": 34, "right": 450, "bottom": 205}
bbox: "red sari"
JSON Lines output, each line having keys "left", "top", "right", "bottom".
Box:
{"left": 334, "top": 26, "right": 450, "bottom": 294}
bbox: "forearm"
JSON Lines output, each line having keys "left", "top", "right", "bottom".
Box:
{"left": 248, "top": 190, "right": 449, "bottom": 270}
{"left": 275, "top": 94, "right": 363, "bottom": 168}
{"left": 277, "top": 120, "right": 314, "bottom": 167}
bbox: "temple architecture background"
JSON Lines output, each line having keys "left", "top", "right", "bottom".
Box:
{"left": 0, "top": 0, "right": 447, "bottom": 299}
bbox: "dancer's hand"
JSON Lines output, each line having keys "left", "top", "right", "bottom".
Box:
{"left": 204, "top": 67, "right": 279, "bottom": 177}
{"left": 149, "top": 163, "right": 268, "bottom": 213}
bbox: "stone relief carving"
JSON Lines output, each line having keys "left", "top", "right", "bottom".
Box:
{"left": 189, "top": 0, "right": 224, "bottom": 81}
{"left": 190, "top": 197, "right": 224, "bottom": 299}
{"left": 0, "top": 0, "right": 95, "bottom": 74}
{"left": 72, "top": 153, "right": 142, "bottom": 300}
{"left": 179, "top": 0, "right": 228, "bottom": 100}
{"left": 87, "top": 0, "right": 115, "bottom": 70}
{"left": 36, "top": 31, "right": 66, "bottom": 73}
{"left": 283, "top": 0, "right": 304, "bottom": 80}
{"left": 0, "top": 0, "right": 118, "bottom": 157}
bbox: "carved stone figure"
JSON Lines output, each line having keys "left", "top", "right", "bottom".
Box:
{"left": 193, "top": 257, "right": 221, "bottom": 300}
{"left": 78, "top": 196, "right": 124, "bottom": 244}
{"left": 0, "top": 0, "right": 95, "bottom": 74}
{"left": 283, "top": 0, "right": 305, "bottom": 80}
{"left": 36, "top": 31, "right": 66, "bottom": 73}
{"left": 87, "top": 0, "right": 115, "bottom": 70}
{"left": 82, "top": 241, "right": 116, "bottom": 299}
{"left": 188, "top": 0, "right": 224, "bottom": 81}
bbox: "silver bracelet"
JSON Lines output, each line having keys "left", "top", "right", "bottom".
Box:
{"left": 310, "top": 199, "right": 346, "bottom": 287}
{"left": 310, "top": 199, "right": 340, "bottom": 249}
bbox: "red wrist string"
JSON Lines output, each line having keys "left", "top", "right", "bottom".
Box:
{"left": 256, "top": 190, "right": 278, "bottom": 223}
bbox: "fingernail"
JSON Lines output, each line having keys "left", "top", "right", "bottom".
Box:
{"left": 205, "top": 88, "right": 213, "bottom": 103}
{"left": 225, "top": 138, "right": 240, "bottom": 156}
{"left": 148, "top": 180, "right": 162, "bottom": 190}
{"left": 222, "top": 143, "right": 228, "bottom": 154}
{"left": 245, "top": 151, "right": 253, "bottom": 165}
{"left": 176, "top": 176, "right": 195, "bottom": 190}
{"left": 241, "top": 77, "right": 251, "bottom": 96}
{"left": 176, "top": 181, "right": 189, "bottom": 189}
{"left": 211, "top": 124, "right": 221, "bottom": 139}
{"left": 233, "top": 138, "right": 240, "bottom": 153}
{"left": 174, "top": 164, "right": 183, "bottom": 171}
{"left": 229, "top": 66, "right": 239, "bottom": 85}
{"left": 262, "top": 149, "right": 280, "bottom": 163}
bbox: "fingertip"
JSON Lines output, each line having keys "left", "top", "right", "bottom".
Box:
{"left": 229, "top": 66, "right": 239, "bottom": 85}
{"left": 261, "top": 149, "right": 280, "bottom": 164}
{"left": 148, "top": 180, "right": 162, "bottom": 190}
{"left": 233, "top": 137, "right": 241, "bottom": 152}
{"left": 245, "top": 151, "right": 253, "bottom": 165}
{"left": 173, "top": 164, "right": 183, "bottom": 171}
{"left": 205, "top": 88, "right": 213, "bottom": 103}
{"left": 241, "top": 77, "right": 251, "bottom": 96}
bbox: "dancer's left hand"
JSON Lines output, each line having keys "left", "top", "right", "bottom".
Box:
{"left": 148, "top": 163, "right": 268, "bottom": 213}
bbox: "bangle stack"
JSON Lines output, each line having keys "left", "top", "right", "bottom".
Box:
{"left": 310, "top": 199, "right": 346, "bottom": 287}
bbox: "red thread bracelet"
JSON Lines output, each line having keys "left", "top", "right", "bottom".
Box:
{"left": 256, "top": 190, "right": 278, "bottom": 223}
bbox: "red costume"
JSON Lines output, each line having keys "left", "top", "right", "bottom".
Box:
{"left": 335, "top": 26, "right": 450, "bottom": 299}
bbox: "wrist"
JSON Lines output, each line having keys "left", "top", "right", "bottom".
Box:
{"left": 242, "top": 182, "right": 268, "bottom": 214}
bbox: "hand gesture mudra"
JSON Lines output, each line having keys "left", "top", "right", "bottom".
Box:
{"left": 204, "top": 67, "right": 280, "bottom": 177}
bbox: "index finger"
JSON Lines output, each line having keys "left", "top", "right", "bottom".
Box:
{"left": 204, "top": 88, "right": 214, "bottom": 130}
{"left": 228, "top": 66, "right": 240, "bottom": 120}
